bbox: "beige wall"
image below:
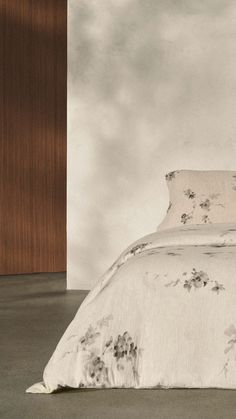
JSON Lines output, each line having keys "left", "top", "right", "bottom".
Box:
{"left": 68, "top": 0, "right": 236, "bottom": 289}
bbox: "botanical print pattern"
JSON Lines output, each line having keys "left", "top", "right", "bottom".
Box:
{"left": 107, "top": 242, "right": 151, "bottom": 277}
{"left": 26, "top": 223, "right": 236, "bottom": 393}
{"left": 129, "top": 242, "right": 150, "bottom": 255}
{"left": 165, "top": 170, "right": 180, "bottom": 181}
{"left": 159, "top": 170, "right": 236, "bottom": 231}
{"left": 184, "top": 189, "right": 196, "bottom": 199}
{"left": 64, "top": 316, "right": 140, "bottom": 388}
{"left": 199, "top": 198, "right": 211, "bottom": 211}
{"left": 165, "top": 268, "right": 225, "bottom": 293}
{"left": 180, "top": 190, "right": 225, "bottom": 225}
{"left": 202, "top": 214, "right": 210, "bottom": 224}
{"left": 113, "top": 332, "right": 139, "bottom": 376}
{"left": 181, "top": 213, "right": 193, "bottom": 225}
{"left": 83, "top": 352, "right": 109, "bottom": 387}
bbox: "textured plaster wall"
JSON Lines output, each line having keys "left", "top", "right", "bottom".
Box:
{"left": 68, "top": 0, "right": 236, "bottom": 289}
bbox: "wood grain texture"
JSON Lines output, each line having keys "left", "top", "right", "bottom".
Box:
{"left": 0, "top": 0, "right": 67, "bottom": 274}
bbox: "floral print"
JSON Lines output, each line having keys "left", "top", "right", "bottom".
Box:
{"left": 211, "top": 282, "right": 225, "bottom": 294}
{"left": 112, "top": 332, "right": 138, "bottom": 377}
{"left": 107, "top": 242, "right": 151, "bottom": 279}
{"left": 64, "top": 316, "right": 140, "bottom": 388}
{"left": 26, "top": 223, "right": 236, "bottom": 393}
{"left": 165, "top": 171, "right": 180, "bottom": 181}
{"left": 165, "top": 269, "right": 225, "bottom": 294}
{"left": 181, "top": 213, "right": 193, "bottom": 224}
{"left": 130, "top": 242, "right": 149, "bottom": 255}
{"left": 79, "top": 325, "right": 101, "bottom": 349}
{"left": 184, "top": 189, "right": 196, "bottom": 199}
{"left": 199, "top": 198, "right": 211, "bottom": 211}
{"left": 159, "top": 170, "right": 236, "bottom": 230}
{"left": 85, "top": 352, "right": 109, "bottom": 386}
{"left": 183, "top": 269, "right": 209, "bottom": 291}
{"left": 202, "top": 214, "right": 210, "bottom": 224}
{"left": 180, "top": 190, "right": 225, "bottom": 225}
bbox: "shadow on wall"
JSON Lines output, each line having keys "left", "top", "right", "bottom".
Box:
{"left": 68, "top": 0, "right": 236, "bottom": 289}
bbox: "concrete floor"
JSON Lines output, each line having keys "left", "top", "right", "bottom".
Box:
{"left": 1, "top": 274, "right": 236, "bottom": 419}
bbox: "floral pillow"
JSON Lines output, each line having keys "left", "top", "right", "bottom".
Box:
{"left": 158, "top": 170, "right": 236, "bottom": 230}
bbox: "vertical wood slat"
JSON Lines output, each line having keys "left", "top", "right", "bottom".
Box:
{"left": 0, "top": 0, "right": 67, "bottom": 274}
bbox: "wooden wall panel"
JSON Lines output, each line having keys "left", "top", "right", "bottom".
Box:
{"left": 0, "top": 0, "right": 67, "bottom": 274}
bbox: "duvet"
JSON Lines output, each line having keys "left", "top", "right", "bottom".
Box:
{"left": 27, "top": 223, "right": 236, "bottom": 393}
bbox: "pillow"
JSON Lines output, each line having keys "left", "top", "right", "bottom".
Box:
{"left": 158, "top": 170, "right": 236, "bottom": 230}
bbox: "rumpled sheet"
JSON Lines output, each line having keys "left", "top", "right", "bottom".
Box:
{"left": 27, "top": 223, "right": 236, "bottom": 393}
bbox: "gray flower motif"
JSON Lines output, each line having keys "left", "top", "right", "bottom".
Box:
{"left": 183, "top": 269, "right": 209, "bottom": 292}
{"left": 165, "top": 171, "right": 179, "bottom": 181}
{"left": 86, "top": 354, "right": 109, "bottom": 385}
{"left": 130, "top": 242, "right": 149, "bottom": 255}
{"left": 192, "top": 269, "right": 209, "bottom": 287}
{"left": 202, "top": 214, "right": 211, "bottom": 224}
{"left": 63, "top": 317, "right": 141, "bottom": 387}
{"left": 183, "top": 281, "right": 192, "bottom": 292}
{"left": 181, "top": 213, "right": 192, "bottom": 224}
{"left": 113, "top": 332, "right": 137, "bottom": 362}
{"left": 79, "top": 326, "right": 100, "bottom": 349}
{"left": 184, "top": 189, "right": 196, "bottom": 199}
{"left": 200, "top": 199, "right": 211, "bottom": 211}
{"left": 211, "top": 281, "right": 225, "bottom": 294}
{"left": 166, "top": 270, "right": 225, "bottom": 295}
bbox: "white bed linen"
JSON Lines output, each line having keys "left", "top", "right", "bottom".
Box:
{"left": 27, "top": 223, "right": 236, "bottom": 393}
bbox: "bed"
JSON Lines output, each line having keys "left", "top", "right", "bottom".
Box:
{"left": 27, "top": 170, "right": 236, "bottom": 393}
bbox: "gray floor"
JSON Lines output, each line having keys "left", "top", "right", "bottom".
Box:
{"left": 1, "top": 274, "right": 236, "bottom": 419}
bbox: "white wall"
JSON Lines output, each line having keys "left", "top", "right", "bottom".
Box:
{"left": 68, "top": 0, "right": 236, "bottom": 290}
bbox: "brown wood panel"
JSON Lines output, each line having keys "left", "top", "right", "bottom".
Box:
{"left": 0, "top": 0, "right": 67, "bottom": 274}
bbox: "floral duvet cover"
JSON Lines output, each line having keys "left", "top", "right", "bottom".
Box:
{"left": 27, "top": 223, "right": 236, "bottom": 393}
